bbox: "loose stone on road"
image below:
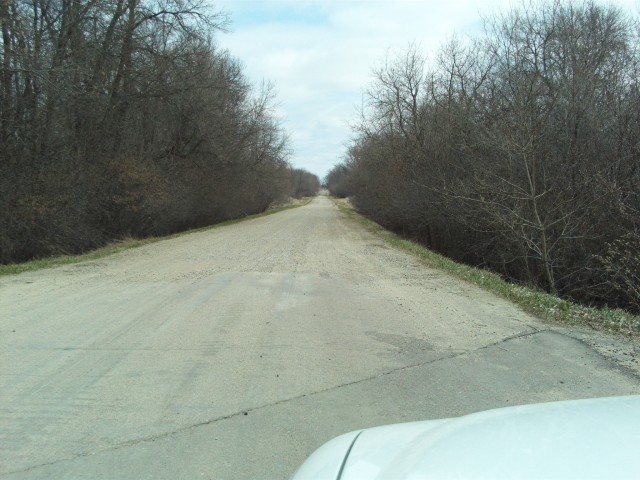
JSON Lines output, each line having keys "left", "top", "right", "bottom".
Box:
{"left": 1, "top": 196, "right": 639, "bottom": 479}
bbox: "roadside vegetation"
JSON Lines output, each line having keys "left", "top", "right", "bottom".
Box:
{"left": 335, "top": 199, "right": 640, "bottom": 336}
{"left": 0, "top": 198, "right": 312, "bottom": 277}
{"left": 328, "top": 0, "right": 640, "bottom": 317}
{"left": 0, "top": 1, "right": 319, "bottom": 265}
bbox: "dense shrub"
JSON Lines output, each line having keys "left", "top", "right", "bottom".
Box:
{"left": 341, "top": 0, "right": 640, "bottom": 312}
{"left": 0, "top": 1, "right": 301, "bottom": 263}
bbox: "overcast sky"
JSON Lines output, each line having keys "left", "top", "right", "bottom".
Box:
{"left": 213, "top": 0, "right": 638, "bottom": 179}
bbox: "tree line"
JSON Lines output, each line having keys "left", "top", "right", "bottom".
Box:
{"left": 328, "top": 0, "right": 640, "bottom": 313}
{"left": 1, "top": 0, "right": 318, "bottom": 264}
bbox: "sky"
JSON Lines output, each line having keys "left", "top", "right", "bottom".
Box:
{"left": 213, "top": 0, "right": 638, "bottom": 180}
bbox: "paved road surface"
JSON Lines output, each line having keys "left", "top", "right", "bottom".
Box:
{"left": 1, "top": 196, "right": 639, "bottom": 479}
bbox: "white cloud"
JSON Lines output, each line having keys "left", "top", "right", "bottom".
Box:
{"left": 214, "top": 0, "right": 638, "bottom": 178}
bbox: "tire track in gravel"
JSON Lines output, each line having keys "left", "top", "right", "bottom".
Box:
{"left": 1, "top": 195, "right": 639, "bottom": 479}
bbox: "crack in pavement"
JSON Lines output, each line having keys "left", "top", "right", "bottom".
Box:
{"left": 0, "top": 326, "right": 591, "bottom": 477}
{"left": 5, "top": 198, "right": 639, "bottom": 480}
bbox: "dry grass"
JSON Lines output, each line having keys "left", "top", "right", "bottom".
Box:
{"left": 334, "top": 198, "right": 640, "bottom": 336}
{"left": 0, "top": 199, "right": 312, "bottom": 277}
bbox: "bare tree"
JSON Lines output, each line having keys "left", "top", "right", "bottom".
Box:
{"left": 343, "top": 0, "right": 640, "bottom": 311}
{"left": 1, "top": 1, "right": 292, "bottom": 262}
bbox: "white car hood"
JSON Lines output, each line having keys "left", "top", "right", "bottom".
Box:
{"left": 293, "top": 395, "right": 640, "bottom": 480}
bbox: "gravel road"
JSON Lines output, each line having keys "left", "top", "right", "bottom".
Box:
{"left": 1, "top": 195, "right": 639, "bottom": 479}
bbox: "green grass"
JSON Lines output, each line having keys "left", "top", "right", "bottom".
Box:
{"left": 334, "top": 198, "right": 640, "bottom": 336}
{"left": 0, "top": 199, "right": 311, "bottom": 277}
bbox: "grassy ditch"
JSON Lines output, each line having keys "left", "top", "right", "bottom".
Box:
{"left": 0, "top": 198, "right": 312, "bottom": 277}
{"left": 334, "top": 198, "right": 640, "bottom": 337}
